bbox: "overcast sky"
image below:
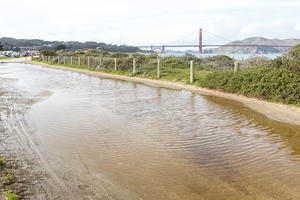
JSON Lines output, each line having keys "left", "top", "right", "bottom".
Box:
{"left": 1, "top": 0, "right": 300, "bottom": 46}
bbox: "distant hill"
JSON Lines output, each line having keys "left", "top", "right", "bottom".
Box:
{"left": 205, "top": 37, "right": 300, "bottom": 54}
{"left": 0, "top": 37, "right": 142, "bottom": 53}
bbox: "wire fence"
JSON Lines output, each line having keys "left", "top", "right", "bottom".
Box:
{"left": 35, "top": 55, "right": 256, "bottom": 83}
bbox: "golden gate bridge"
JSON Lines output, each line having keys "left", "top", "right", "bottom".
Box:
{"left": 136, "top": 29, "right": 295, "bottom": 54}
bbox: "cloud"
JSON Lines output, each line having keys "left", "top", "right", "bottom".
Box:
{"left": 0, "top": 0, "right": 299, "bottom": 45}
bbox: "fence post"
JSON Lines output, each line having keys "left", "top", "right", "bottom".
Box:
{"left": 114, "top": 58, "right": 117, "bottom": 71}
{"left": 64, "top": 56, "right": 66, "bottom": 65}
{"left": 190, "top": 60, "right": 194, "bottom": 84}
{"left": 78, "top": 57, "right": 81, "bottom": 66}
{"left": 234, "top": 62, "right": 240, "bottom": 73}
{"left": 48, "top": 56, "right": 50, "bottom": 62}
{"left": 133, "top": 58, "right": 136, "bottom": 73}
{"left": 157, "top": 59, "right": 161, "bottom": 78}
{"left": 87, "top": 56, "right": 90, "bottom": 69}
{"left": 99, "top": 57, "right": 102, "bottom": 66}
{"left": 58, "top": 56, "right": 60, "bottom": 64}
{"left": 70, "top": 57, "right": 73, "bottom": 65}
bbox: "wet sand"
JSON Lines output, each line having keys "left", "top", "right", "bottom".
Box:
{"left": 30, "top": 60, "right": 300, "bottom": 126}
{"left": 0, "top": 105, "right": 46, "bottom": 199}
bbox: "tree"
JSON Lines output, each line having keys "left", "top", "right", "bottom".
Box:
{"left": 55, "top": 44, "right": 67, "bottom": 51}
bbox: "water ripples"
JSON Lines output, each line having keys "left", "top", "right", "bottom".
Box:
{"left": 1, "top": 63, "right": 300, "bottom": 199}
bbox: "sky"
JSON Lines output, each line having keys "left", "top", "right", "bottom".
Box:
{"left": 1, "top": 0, "right": 300, "bottom": 46}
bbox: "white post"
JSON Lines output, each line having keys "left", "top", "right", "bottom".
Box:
{"left": 190, "top": 60, "right": 194, "bottom": 84}
{"left": 88, "top": 56, "right": 90, "bottom": 68}
{"left": 133, "top": 58, "right": 136, "bottom": 73}
{"left": 78, "top": 57, "right": 81, "bottom": 66}
{"left": 99, "top": 57, "right": 102, "bottom": 65}
{"left": 157, "top": 59, "right": 161, "bottom": 78}
{"left": 234, "top": 62, "right": 240, "bottom": 73}
{"left": 64, "top": 56, "right": 66, "bottom": 65}
{"left": 70, "top": 57, "right": 73, "bottom": 65}
{"left": 114, "top": 58, "right": 117, "bottom": 71}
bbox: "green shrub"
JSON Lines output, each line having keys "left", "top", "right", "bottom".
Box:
{"left": 162, "top": 57, "right": 189, "bottom": 68}
{"left": 40, "top": 50, "right": 57, "bottom": 56}
{"left": 264, "top": 45, "right": 300, "bottom": 72}
{"left": 6, "top": 190, "right": 19, "bottom": 200}
{"left": 198, "top": 66, "right": 300, "bottom": 105}
{"left": 7, "top": 173, "right": 12, "bottom": 182}
{"left": 0, "top": 158, "right": 4, "bottom": 166}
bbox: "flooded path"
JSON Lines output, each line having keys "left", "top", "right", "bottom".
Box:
{"left": 0, "top": 63, "right": 300, "bottom": 199}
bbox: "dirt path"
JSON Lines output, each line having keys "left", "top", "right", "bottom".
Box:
{"left": 29, "top": 61, "right": 300, "bottom": 127}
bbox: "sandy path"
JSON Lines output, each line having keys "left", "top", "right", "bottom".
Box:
{"left": 28, "top": 61, "right": 300, "bottom": 127}
{"left": 0, "top": 57, "right": 30, "bottom": 63}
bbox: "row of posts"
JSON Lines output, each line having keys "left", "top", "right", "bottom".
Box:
{"left": 41, "top": 56, "right": 240, "bottom": 84}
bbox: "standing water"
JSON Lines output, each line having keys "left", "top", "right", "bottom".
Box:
{"left": 0, "top": 63, "right": 299, "bottom": 200}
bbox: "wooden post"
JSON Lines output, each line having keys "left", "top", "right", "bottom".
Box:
{"left": 99, "top": 57, "right": 102, "bottom": 65}
{"left": 48, "top": 56, "right": 50, "bottom": 62}
{"left": 234, "top": 62, "right": 240, "bottom": 73}
{"left": 63, "top": 56, "right": 66, "bottom": 65}
{"left": 157, "top": 59, "right": 161, "bottom": 78}
{"left": 190, "top": 60, "right": 194, "bottom": 84}
{"left": 78, "top": 57, "right": 81, "bottom": 66}
{"left": 88, "top": 56, "right": 90, "bottom": 68}
{"left": 58, "top": 56, "right": 60, "bottom": 64}
{"left": 133, "top": 58, "right": 136, "bottom": 73}
{"left": 70, "top": 57, "right": 73, "bottom": 65}
{"left": 114, "top": 58, "right": 117, "bottom": 71}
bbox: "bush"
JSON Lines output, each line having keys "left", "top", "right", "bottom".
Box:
{"left": 111, "top": 52, "right": 129, "bottom": 58}
{"left": 40, "top": 50, "right": 57, "bottom": 56}
{"left": 264, "top": 45, "right": 300, "bottom": 72}
{"left": 6, "top": 190, "right": 19, "bottom": 200}
{"left": 162, "top": 57, "right": 189, "bottom": 68}
{"left": 0, "top": 158, "right": 4, "bottom": 165}
{"left": 7, "top": 173, "right": 13, "bottom": 182}
{"left": 198, "top": 66, "right": 300, "bottom": 105}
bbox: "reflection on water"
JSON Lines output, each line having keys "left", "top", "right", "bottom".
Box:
{"left": 0, "top": 63, "right": 300, "bottom": 200}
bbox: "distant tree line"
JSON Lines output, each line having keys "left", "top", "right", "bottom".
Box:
{"left": 0, "top": 37, "right": 142, "bottom": 53}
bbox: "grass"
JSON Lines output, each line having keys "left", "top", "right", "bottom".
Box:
{"left": 7, "top": 173, "right": 13, "bottom": 182}
{"left": 0, "top": 158, "right": 5, "bottom": 166}
{"left": 6, "top": 190, "right": 19, "bottom": 200}
{"left": 0, "top": 57, "right": 15, "bottom": 60}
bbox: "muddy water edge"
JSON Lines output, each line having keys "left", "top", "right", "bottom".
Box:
{"left": 0, "top": 62, "right": 300, "bottom": 200}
